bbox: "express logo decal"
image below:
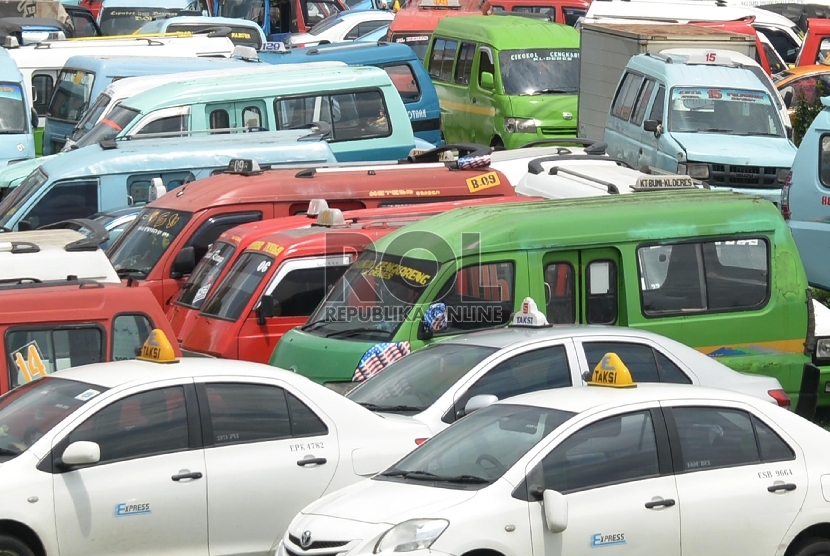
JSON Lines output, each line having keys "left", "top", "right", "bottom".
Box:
{"left": 591, "top": 533, "right": 626, "bottom": 548}
{"left": 115, "top": 503, "right": 151, "bottom": 517}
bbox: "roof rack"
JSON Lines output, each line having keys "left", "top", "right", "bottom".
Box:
{"left": 519, "top": 139, "right": 608, "bottom": 155}
{"left": 547, "top": 166, "right": 622, "bottom": 194}
{"left": 306, "top": 41, "right": 388, "bottom": 55}
{"left": 491, "top": 11, "right": 554, "bottom": 21}
{"left": 528, "top": 150, "right": 628, "bottom": 175}
{"left": 37, "top": 218, "right": 110, "bottom": 251}
{"left": 0, "top": 277, "right": 105, "bottom": 291}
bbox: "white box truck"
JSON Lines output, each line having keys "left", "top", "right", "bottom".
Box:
{"left": 577, "top": 23, "right": 756, "bottom": 140}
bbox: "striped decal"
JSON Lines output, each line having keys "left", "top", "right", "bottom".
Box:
{"left": 439, "top": 99, "right": 496, "bottom": 117}
{"left": 696, "top": 338, "right": 805, "bottom": 357}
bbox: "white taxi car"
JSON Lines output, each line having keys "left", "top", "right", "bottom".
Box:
{"left": 278, "top": 358, "right": 830, "bottom": 556}
{"left": 0, "top": 331, "right": 430, "bottom": 556}
{"left": 347, "top": 298, "right": 790, "bottom": 434}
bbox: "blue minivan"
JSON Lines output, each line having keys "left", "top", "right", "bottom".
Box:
{"left": 0, "top": 48, "right": 35, "bottom": 165}
{"left": 258, "top": 41, "right": 442, "bottom": 145}
{"left": 42, "top": 55, "right": 255, "bottom": 155}
{"left": 0, "top": 129, "right": 337, "bottom": 231}
{"left": 603, "top": 49, "right": 796, "bottom": 206}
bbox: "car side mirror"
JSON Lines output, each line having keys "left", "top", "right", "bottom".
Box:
{"left": 60, "top": 441, "right": 100, "bottom": 468}
{"left": 171, "top": 246, "right": 196, "bottom": 278}
{"left": 256, "top": 294, "right": 280, "bottom": 325}
{"left": 643, "top": 119, "right": 662, "bottom": 137}
{"left": 783, "top": 89, "right": 793, "bottom": 107}
{"left": 463, "top": 394, "right": 498, "bottom": 416}
{"left": 543, "top": 489, "right": 568, "bottom": 534}
{"left": 786, "top": 125, "right": 794, "bottom": 140}
{"left": 18, "top": 220, "right": 33, "bottom": 231}
{"left": 480, "top": 71, "right": 494, "bottom": 91}
{"left": 417, "top": 302, "right": 448, "bottom": 340}
{"left": 31, "top": 107, "right": 38, "bottom": 128}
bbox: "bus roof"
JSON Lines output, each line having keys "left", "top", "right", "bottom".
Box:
{"left": 432, "top": 14, "right": 580, "bottom": 48}
{"left": 370, "top": 190, "right": 781, "bottom": 261}
{"left": 627, "top": 51, "right": 770, "bottom": 90}
{"left": 60, "top": 54, "right": 248, "bottom": 77}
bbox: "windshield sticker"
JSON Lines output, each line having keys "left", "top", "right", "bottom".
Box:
{"left": 355, "top": 260, "right": 432, "bottom": 285}
{"left": 75, "top": 389, "right": 101, "bottom": 402}
{"left": 396, "top": 36, "right": 428, "bottom": 43}
{"left": 249, "top": 241, "right": 284, "bottom": 257}
{"left": 509, "top": 50, "right": 579, "bottom": 62}
{"left": 12, "top": 342, "right": 48, "bottom": 384}
{"left": 353, "top": 341, "right": 411, "bottom": 381}
{"left": 0, "top": 85, "right": 22, "bottom": 102}
{"left": 675, "top": 89, "right": 771, "bottom": 105}
{"left": 466, "top": 171, "right": 501, "bottom": 193}
{"left": 256, "top": 260, "right": 272, "bottom": 273}
{"left": 193, "top": 284, "right": 211, "bottom": 304}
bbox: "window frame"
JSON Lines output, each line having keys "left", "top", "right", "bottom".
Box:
{"left": 611, "top": 71, "right": 644, "bottom": 121}
{"left": 543, "top": 261, "right": 576, "bottom": 324}
{"left": 379, "top": 63, "right": 422, "bottom": 103}
{"left": 260, "top": 254, "right": 353, "bottom": 312}
{"left": 32, "top": 73, "right": 55, "bottom": 116}
{"left": 110, "top": 312, "right": 155, "bottom": 362}
{"left": 819, "top": 133, "right": 830, "bottom": 189}
{"left": 636, "top": 236, "right": 772, "bottom": 318}
{"left": 585, "top": 259, "right": 617, "bottom": 325}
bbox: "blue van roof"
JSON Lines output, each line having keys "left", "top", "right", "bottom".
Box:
{"left": 37, "top": 130, "right": 337, "bottom": 179}
{"left": 0, "top": 48, "right": 23, "bottom": 80}
{"left": 626, "top": 53, "right": 769, "bottom": 91}
{"left": 259, "top": 41, "right": 420, "bottom": 67}
{"left": 60, "top": 54, "right": 250, "bottom": 78}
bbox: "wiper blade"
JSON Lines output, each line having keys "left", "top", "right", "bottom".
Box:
{"left": 324, "top": 326, "right": 386, "bottom": 338}
{"left": 522, "top": 88, "right": 575, "bottom": 95}
{"left": 357, "top": 402, "right": 423, "bottom": 412}
{"left": 700, "top": 128, "right": 734, "bottom": 133}
{"left": 380, "top": 469, "right": 438, "bottom": 479}
{"left": 300, "top": 318, "right": 331, "bottom": 332}
{"left": 115, "top": 268, "right": 147, "bottom": 277}
{"left": 436, "top": 474, "right": 490, "bottom": 484}
{"left": 379, "top": 470, "right": 489, "bottom": 484}
{"left": 732, "top": 131, "right": 781, "bottom": 137}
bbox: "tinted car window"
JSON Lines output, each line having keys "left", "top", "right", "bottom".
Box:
{"left": 672, "top": 407, "right": 761, "bottom": 472}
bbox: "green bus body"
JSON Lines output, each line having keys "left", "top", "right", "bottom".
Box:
{"left": 425, "top": 15, "right": 580, "bottom": 149}
{"left": 271, "top": 190, "right": 818, "bottom": 407}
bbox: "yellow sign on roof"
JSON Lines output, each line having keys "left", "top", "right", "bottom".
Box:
{"left": 137, "top": 329, "right": 179, "bottom": 364}
{"left": 588, "top": 352, "right": 636, "bottom": 388}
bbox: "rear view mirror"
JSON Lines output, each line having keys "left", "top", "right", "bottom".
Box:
{"left": 543, "top": 489, "right": 568, "bottom": 533}
{"left": 18, "top": 220, "right": 32, "bottom": 231}
{"left": 61, "top": 441, "right": 101, "bottom": 468}
{"left": 464, "top": 394, "right": 498, "bottom": 416}
{"left": 643, "top": 119, "right": 662, "bottom": 137}
{"left": 256, "top": 294, "right": 280, "bottom": 325}
{"left": 480, "top": 71, "right": 495, "bottom": 91}
{"left": 171, "top": 246, "right": 196, "bottom": 279}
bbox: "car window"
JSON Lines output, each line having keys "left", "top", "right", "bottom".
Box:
{"left": 611, "top": 73, "right": 643, "bottom": 121}
{"left": 382, "top": 64, "right": 421, "bottom": 103}
{"left": 69, "top": 387, "right": 189, "bottom": 464}
{"left": 267, "top": 265, "right": 349, "bottom": 318}
{"left": 753, "top": 416, "right": 794, "bottom": 462}
{"left": 136, "top": 115, "right": 188, "bottom": 136}
{"left": 111, "top": 314, "right": 153, "bottom": 362}
{"left": 455, "top": 42, "right": 475, "bottom": 85}
{"left": 539, "top": 410, "right": 659, "bottom": 493}
{"left": 582, "top": 342, "right": 691, "bottom": 384}
{"left": 672, "top": 407, "right": 761, "bottom": 471}
{"left": 631, "top": 80, "right": 655, "bottom": 126}
{"left": 648, "top": 85, "right": 665, "bottom": 123}
{"left": 286, "top": 391, "right": 328, "bottom": 436}
{"left": 456, "top": 345, "right": 571, "bottom": 419}
{"left": 655, "top": 351, "right": 691, "bottom": 384}
{"left": 429, "top": 38, "right": 457, "bottom": 82}
{"left": 19, "top": 180, "right": 99, "bottom": 229}
{"left": 433, "top": 262, "right": 515, "bottom": 334}
{"left": 32, "top": 74, "right": 53, "bottom": 116}
{"left": 544, "top": 262, "right": 575, "bottom": 324}
{"left": 7, "top": 327, "right": 104, "bottom": 388}
{"left": 586, "top": 260, "right": 617, "bottom": 325}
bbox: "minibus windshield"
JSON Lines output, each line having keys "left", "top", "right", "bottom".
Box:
{"left": 0, "top": 83, "right": 26, "bottom": 134}
{"left": 200, "top": 251, "right": 274, "bottom": 321}
{"left": 109, "top": 207, "right": 192, "bottom": 278}
{"left": 0, "top": 169, "right": 47, "bottom": 228}
{"left": 71, "top": 93, "right": 113, "bottom": 142}
{"left": 303, "top": 250, "right": 438, "bottom": 342}
{"left": 175, "top": 240, "right": 238, "bottom": 309}
{"left": 669, "top": 87, "right": 784, "bottom": 137}
{"left": 71, "top": 104, "right": 139, "bottom": 149}
{"left": 48, "top": 70, "right": 95, "bottom": 124}
{"left": 499, "top": 49, "right": 579, "bottom": 96}
{"left": 99, "top": 7, "right": 194, "bottom": 35}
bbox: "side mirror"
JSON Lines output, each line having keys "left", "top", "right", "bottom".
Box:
{"left": 786, "top": 125, "right": 794, "bottom": 140}
{"left": 31, "top": 107, "right": 38, "bottom": 128}
{"left": 256, "top": 294, "right": 280, "bottom": 325}
{"left": 61, "top": 441, "right": 101, "bottom": 468}
{"left": 643, "top": 119, "right": 662, "bottom": 138}
{"left": 480, "top": 71, "right": 494, "bottom": 91}
{"left": 31, "top": 86, "right": 38, "bottom": 103}
{"left": 148, "top": 177, "right": 167, "bottom": 202}
{"left": 543, "top": 489, "right": 568, "bottom": 534}
{"left": 171, "top": 246, "right": 196, "bottom": 278}
{"left": 783, "top": 89, "right": 793, "bottom": 107}
{"left": 18, "top": 220, "right": 32, "bottom": 231}
{"left": 463, "top": 394, "right": 498, "bottom": 416}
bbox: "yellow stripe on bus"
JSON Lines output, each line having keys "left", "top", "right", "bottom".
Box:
{"left": 439, "top": 99, "right": 496, "bottom": 117}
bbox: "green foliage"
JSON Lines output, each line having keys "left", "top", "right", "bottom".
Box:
{"left": 792, "top": 80, "right": 826, "bottom": 146}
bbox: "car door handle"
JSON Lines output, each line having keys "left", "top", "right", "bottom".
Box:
{"left": 768, "top": 483, "right": 797, "bottom": 492}
{"left": 171, "top": 471, "right": 203, "bottom": 481}
{"left": 297, "top": 457, "right": 327, "bottom": 467}
{"left": 644, "top": 498, "right": 676, "bottom": 509}
{"left": 472, "top": 97, "right": 477, "bottom": 104}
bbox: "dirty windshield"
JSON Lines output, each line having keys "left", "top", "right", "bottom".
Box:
{"left": 0, "top": 377, "right": 107, "bottom": 461}
{"left": 499, "top": 49, "right": 579, "bottom": 96}
{"left": 70, "top": 104, "right": 139, "bottom": 149}
{"left": 108, "top": 207, "right": 192, "bottom": 278}
{"left": 48, "top": 70, "right": 95, "bottom": 124}
{"left": 175, "top": 240, "right": 238, "bottom": 309}
{"left": 303, "top": 249, "right": 438, "bottom": 342}
{"left": 669, "top": 87, "right": 783, "bottom": 137}
{"left": 0, "top": 83, "right": 26, "bottom": 133}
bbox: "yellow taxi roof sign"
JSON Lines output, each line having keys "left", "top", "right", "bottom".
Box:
{"left": 587, "top": 352, "right": 636, "bottom": 388}
{"left": 137, "top": 329, "right": 179, "bottom": 364}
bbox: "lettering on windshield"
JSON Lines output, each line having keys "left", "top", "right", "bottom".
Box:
{"left": 354, "top": 259, "right": 432, "bottom": 285}
{"left": 249, "top": 241, "right": 284, "bottom": 257}
{"left": 509, "top": 50, "right": 579, "bottom": 62}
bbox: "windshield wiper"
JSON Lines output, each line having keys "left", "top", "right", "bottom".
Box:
{"left": 699, "top": 128, "right": 734, "bottom": 133}
{"left": 731, "top": 131, "right": 781, "bottom": 137}
{"left": 380, "top": 469, "right": 489, "bottom": 484}
{"left": 521, "top": 88, "right": 576, "bottom": 95}
{"left": 115, "top": 268, "right": 147, "bottom": 277}
{"left": 300, "top": 318, "right": 332, "bottom": 332}
{"left": 324, "top": 326, "right": 387, "bottom": 338}
{"left": 357, "top": 402, "right": 423, "bottom": 412}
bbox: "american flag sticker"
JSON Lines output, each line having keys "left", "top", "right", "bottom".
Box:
{"left": 353, "top": 342, "right": 412, "bottom": 382}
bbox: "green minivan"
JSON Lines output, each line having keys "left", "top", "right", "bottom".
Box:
{"left": 425, "top": 14, "right": 580, "bottom": 149}
{"left": 272, "top": 190, "right": 824, "bottom": 409}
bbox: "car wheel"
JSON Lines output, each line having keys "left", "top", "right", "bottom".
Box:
{"left": 792, "top": 538, "right": 830, "bottom": 556}
{"left": 490, "top": 137, "right": 505, "bottom": 151}
{"left": 0, "top": 535, "right": 34, "bottom": 556}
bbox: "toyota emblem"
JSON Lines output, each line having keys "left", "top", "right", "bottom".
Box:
{"left": 301, "top": 531, "right": 313, "bottom": 549}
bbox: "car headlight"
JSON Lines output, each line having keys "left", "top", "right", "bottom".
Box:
{"left": 504, "top": 118, "right": 537, "bottom": 134}
{"left": 678, "top": 163, "right": 709, "bottom": 180}
{"left": 776, "top": 168, "right": 789, "bottom": 184}
{"left": 374, "top": 519, "right": 449, "bottom": 553}
{"left": 816, "top": 338, "right": 830, "bottom": 362}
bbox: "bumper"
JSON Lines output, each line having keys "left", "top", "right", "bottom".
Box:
{"left": 707, "top": 185, "right": 781, "bottom": 206}
{"left": 503, "top": 128, "right": 576, "bottom": 149}
{"left": 272, "top": 540, "right": 455, "bottom": 556}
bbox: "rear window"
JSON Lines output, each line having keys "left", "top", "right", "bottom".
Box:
{"left": 6, "top": 327, "right": 104, "bottom": 388}
{"left": 382, "top": 64, "right": 420, "bottom": 103}
{"left": 274, "top": 89, "right": 391, "bottom": 142}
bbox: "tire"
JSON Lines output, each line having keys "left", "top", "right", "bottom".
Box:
{"left": 0, "top": 535, "right": 34, "bottom": 556}
{"left": 490, "top": 137, "right": 505, "bottom": 151}
{"left": 791, "top": 538, "right": 830, "bottom": 556}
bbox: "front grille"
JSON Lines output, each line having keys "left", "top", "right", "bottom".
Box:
{"left": 288, "top": 534, "right": 349, "bottom": 551}
{"left": 286, "top": 547, "right": 345, "bottom": 556}
{"left": 540, "top": 127, "right": 576, "bottom": 136}
{"left": 708, "top": 164, "right": 779, "bottom": 188}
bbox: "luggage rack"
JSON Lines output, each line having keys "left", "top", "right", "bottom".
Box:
{"left": 0, "top": 277, "right": 104, "bottom": 291}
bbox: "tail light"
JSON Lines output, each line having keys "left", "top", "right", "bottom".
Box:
{"left": 768, "top": 389, "right": 791, "bottom": 409}
{"left": 780, "top": 171, "right": 792, "bottom": 220}
{"left": 415, "top": 437, "right": 428, "bottom": 446}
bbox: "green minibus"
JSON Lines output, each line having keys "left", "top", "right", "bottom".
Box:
{"left": 271, "top": 190, "right": 822, "bottom": 408}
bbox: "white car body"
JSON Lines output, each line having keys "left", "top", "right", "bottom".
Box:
{"left": 347, "top": 324, "right": 788, "bottom": 435}
{"left": 286, "top": 11, "right": 395, "bottom": 47}
{"left": 281, "top": 383, "right": 830, "bottom": 556}
{"left": 0, "top": 358, "right": 430, "bottom": 556}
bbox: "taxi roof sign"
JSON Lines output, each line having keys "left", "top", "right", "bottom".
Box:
{"left": 316, "top": 208, "right": 348, "bottom": 228}
{"left": 633, "top": 175, "right": 695, "bottom": 190}
{"left": 587, "top": 352, "right": 636, "bottom": 388}
{"left": 137, "top": 329, "right": 179, "bottom": 364}
{"left": 510, "top": 297, "right": 549, "bottom": 327}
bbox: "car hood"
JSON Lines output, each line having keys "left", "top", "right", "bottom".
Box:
{"left": 672, "top": 132, "right": 796, "bottom": 167}
{"left": 510, "top": 94, "right": 577, "bottom": 127}
{"left": 301, "top": 477, "right": 478, "bottom": 525}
